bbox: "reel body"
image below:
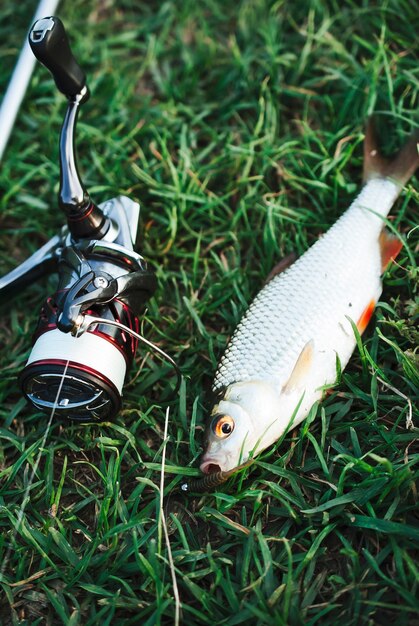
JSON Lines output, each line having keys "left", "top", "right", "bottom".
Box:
{"left": 18, "top": 197, "right": 156, "bottom": 421}
{"left": 0, "top": 17, "right": 163, "bottom": 421}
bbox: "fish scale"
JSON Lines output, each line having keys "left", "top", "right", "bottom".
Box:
{"left": 213, "top": 178, "right": 400, "bottom": 392}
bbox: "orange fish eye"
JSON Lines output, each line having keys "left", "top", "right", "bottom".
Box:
{"left": 211, "top": 414, "right": 235, "bottom": 438}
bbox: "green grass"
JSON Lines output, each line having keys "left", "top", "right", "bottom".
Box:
{"left": 0, "top": 0, "right": 418, "bottom": 624}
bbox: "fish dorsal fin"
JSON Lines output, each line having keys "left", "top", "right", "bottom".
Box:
{"left": 363, "top": 117, "right": 419, "bottom": 186}
{"left": 283, "top": 340, "right": 314, "bottom": 394}
{"left": 264, "top": 252, "right": 297, "bottom": 284}
{"left": 379, "top": 229, "right": 403, "bottom": 272}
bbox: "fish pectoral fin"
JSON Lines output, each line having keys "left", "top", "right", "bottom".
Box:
{"left": 282, "top": 339, "right": 314, "bottom": 394}
{"left": 379, "top": 229, "right": 403, "bottom": 273}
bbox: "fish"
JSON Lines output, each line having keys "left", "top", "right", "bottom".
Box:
{"left": 198, "top": 120, "right": 418, "bottom": 483}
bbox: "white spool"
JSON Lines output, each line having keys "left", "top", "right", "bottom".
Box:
{"left": 26, "top": 328, "right": 127, "bottom": 393}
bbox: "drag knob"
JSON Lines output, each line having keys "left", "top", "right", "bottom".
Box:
{"left": 29, "top": 16, "right": 86, "bottom": 98}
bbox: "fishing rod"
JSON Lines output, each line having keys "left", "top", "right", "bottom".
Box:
{"left": 0, "top": 16, "right": 180, "bottom": 421}
{"left": 0, "top": 0, "right": 61, "bottom": 163}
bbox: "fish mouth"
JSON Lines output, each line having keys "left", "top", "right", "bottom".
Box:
{"left": 200, "top": 460, "right": 222, "bottom": 474}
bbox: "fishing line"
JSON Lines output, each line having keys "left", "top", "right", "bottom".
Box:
{"left": 158, "top": 407, "right": 181, "bottom": 626}
{"left": 1, "top": 313, "right": 180, "bottom": 579}
{"left": 0, "top": 350, "right": 73, "bottom": 579}
{"left": 79, "top": 315, "right": 182, "bottom": 396}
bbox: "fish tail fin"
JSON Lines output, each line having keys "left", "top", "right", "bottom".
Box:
{"left": 363, "top": 117, "right": 419, "bottom": 186}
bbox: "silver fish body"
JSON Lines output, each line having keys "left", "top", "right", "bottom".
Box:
{"left": 200, "top": 124, "right": 418, "bottom": 475}
{"left": 214, "top": 178, "right": 398, "bottom": 391}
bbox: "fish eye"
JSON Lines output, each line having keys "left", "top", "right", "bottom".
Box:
{"left": 211, "top": 414, "right": 235, "bottom": 439}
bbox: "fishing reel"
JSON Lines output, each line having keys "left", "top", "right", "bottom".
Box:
{"left": 0, "top": 17, "right": 175, "bottom": 421}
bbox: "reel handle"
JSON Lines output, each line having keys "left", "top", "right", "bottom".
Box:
{"left": 29, "top": 16, "right": 86, "bottom": 98}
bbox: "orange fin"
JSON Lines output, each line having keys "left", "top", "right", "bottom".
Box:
{"left": 363, "top": 117, "right": 419, "bottom": 186}
{"left": 356, "top": 299, "right": 376, "bottom": 334}
{"left": 264, "top": 252, "right": 297, "bottom": 284}
{"left": 379, "top": 229, "right": 403, "bottom": 272}
{"left": 283, "top": 340, "right": 314, "bottom": 394}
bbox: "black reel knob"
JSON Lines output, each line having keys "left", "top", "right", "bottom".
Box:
{"left": 29, "top": 16, "right": 86, "bottom": 98}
